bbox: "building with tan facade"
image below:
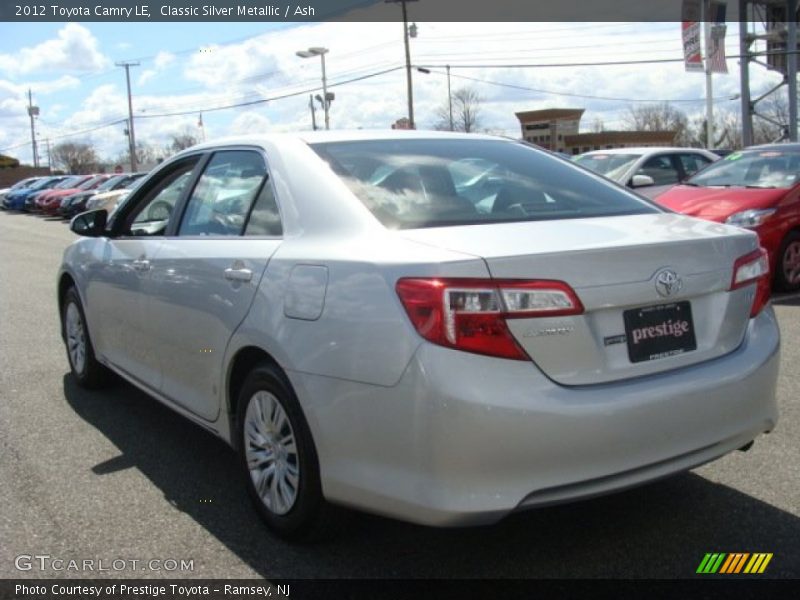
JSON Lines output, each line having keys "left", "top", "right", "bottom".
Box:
{"left": 516, "top": 108, "right": 676, "bottom": 155}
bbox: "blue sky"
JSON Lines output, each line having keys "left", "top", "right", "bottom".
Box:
{"left": 0, "top": 20, "right": 781, "bottom": 165}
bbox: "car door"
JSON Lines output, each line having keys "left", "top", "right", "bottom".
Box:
{"left": 146, "top": 148, "right": 283, "bottom": 421}
{"left": 632, "top": 154, "right": 683, "bottom": 186}
{"left": 677, "top": 152, "right": 713, "bottom": 181}
{"left": 84, "top": 156, "right": 202, "bottom": 390}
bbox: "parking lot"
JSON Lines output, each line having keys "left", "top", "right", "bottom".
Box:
{"left": 0, "top": 209, "right": 798, "bottom": 579}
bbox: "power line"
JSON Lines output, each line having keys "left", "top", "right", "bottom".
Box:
{"left": 430, "top": 69, "right": 739, "bottom": 104}
{"left": 136, "top": 65, "right": 404, "bottom": 119}
{"left": 0, "top": 117, "right": 128, "bottom": 154}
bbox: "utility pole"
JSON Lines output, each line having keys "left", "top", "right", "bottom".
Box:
{"left": 27, "top": 89, "right": 39, "bottom": 168}
{"left": 446, "top": 64, "right": 453, "bottom": 131}
{"left": 116, "top": 61, "right": 140, "bottom": 171}
{"left": 45, "top": 138, "right": 52, "bottom": 172}
{"left": 386, "top": 0, "right": 419, "bottom": 129}
{"left": 702, "top": 1, "right": 714, "bottom": 149}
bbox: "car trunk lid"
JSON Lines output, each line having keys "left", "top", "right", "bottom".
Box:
{"left": 399, "top": 213, "right": 760, "bottom": 385}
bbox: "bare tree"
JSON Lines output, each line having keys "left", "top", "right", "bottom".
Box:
{"left": 435, "top": 86, "right": 483, "bottom": 133}
{"left": 590, "top": 117, "right": 606, "bottom": 133}
{"left": 169, "top": 129, "right": 200, "bottom": 153}
{"left": 753, "top": 94, "right": 788, "bottom": 145}
{"left": 623, "top": 102, "right": 689, "bottom": 145}
{"left": 50, "top": 142, "right": 99, "bottom": 174}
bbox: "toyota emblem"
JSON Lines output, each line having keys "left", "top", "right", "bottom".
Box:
{"left": 654, "top": 269, "right": 682, "bottom": 297}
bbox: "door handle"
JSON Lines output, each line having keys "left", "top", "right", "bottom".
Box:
{"left": 224, "top": 266, "right": 253, "bottom": 282}
{"left": 132, "top": 259, "right": 151, "bottom": 272}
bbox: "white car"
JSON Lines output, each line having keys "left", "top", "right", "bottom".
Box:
{"left": 59, "top": 131, "right": 779, "bottom": 539}
{"left": 574, "top": 147, "right": 719, "bottom": 198}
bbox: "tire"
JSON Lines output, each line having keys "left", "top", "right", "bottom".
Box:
{"left": 61, "top": 287, "right": 109, "bottom": 389}
{"left": 237, "top": 362, "right": 335, "bottom": 541}
{"left": 775, "top": 231, "right": 800, "bottom": 292}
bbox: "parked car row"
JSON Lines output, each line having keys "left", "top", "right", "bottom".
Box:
{"left": 1, "top": 172, "right": 147, "bottom": 217}
{"left": 574, "top": 144, "right": 800, "bottom": 291}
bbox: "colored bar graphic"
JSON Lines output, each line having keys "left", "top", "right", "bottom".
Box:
{"left": 698, "top": 552, "right": 773, "bottom": 574}
{"left": 719, "top": 553, "right": 748, "bottom": 573}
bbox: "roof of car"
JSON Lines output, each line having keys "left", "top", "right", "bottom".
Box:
{"left": 181, "top": 129, "right": 506, "bottom": 154}
{"left": 579, "top": 147, "right": 715, "bottom": 155}
{"left": 746, "top": 143, "right": 800, "bottom": 152}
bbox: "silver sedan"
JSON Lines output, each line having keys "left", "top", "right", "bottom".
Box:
{"left": 59, "top": 131, "right": 779, "bottom": 539}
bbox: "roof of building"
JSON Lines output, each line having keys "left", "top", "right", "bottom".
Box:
{"left": 564, "top": 130, "right": 676, "bottom": 145}
{"left": 576, "top": 147, "right": 720, "bottom": 158}
{"left": 515, "top": 108, "right": 585, "bottom": 122}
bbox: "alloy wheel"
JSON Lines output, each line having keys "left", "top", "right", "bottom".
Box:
{"left": 65, "top": 302, "right": 86, "bottom": 374}
{"left": 244, "top": 391, "right": 299, "bottom": 515}
{"left": 783, "top": 240, "right": 800, "bottom": 287}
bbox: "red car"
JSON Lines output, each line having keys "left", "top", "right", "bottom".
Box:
{"left": 37, "top": 175, "right": 111, "bottom": 215}
{"left": 655, "top": 144, "right": 800, "bottom": 291}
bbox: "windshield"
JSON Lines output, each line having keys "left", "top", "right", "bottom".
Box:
{"left": 574, "top": 153, "right": 640, "bottom": 179}
{"left": 77, "top": 176, "right": 105, "bottom": 190}
{"left": 11, "top": 178, "right": 37, "bottom": 190}
{"left": 31, "top": 177, "right": 65, "bottom": 190}
{"left": 688, "top": 148, "right": 800, "bottom": 189}
{"left": 310, "top": 139, "right": 658, "bottom": 229}
{"left": 53, "top": 176, "right": 84, "bottom": 189}
{"left": 96, "top": 175, "right": 127, "bottom": 191}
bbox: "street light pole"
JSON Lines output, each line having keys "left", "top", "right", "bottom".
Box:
{"left": 116, "top": 60, "right": 140, "bottom": 171}
{"left": 27, "top": 89, "right": 39, "bottom": 168}
{"left": 446, "top": 64, "right": 453, "bottom": 131}
{"left": 320, "top": 50, "right": 330, "bottom": 130}
{"left": 296, "top": 47, "right": 331, "bottom": 130}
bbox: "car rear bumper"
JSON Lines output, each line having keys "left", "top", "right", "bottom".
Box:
{"left": 290, "top": 306, "right": 780, "bottom": 527}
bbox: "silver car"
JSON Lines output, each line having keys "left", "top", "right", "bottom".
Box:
{"left": 59, "top": 131, "right": 779, "bottom": 539}
{"left": 574, "top": 147, "right": 719, "bottom": 198}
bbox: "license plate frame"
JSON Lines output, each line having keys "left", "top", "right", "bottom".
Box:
{"left": 623, "top": 301, "right": 697, "bottom": 363}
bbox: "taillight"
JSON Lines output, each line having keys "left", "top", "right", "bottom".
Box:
{"left": 395, "top": 278, "right": 584, "bottom": 361}
{"left": 730, "top": 247, "right": 771, "bottom": 318}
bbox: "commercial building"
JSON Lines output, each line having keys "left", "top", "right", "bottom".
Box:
{"left": 515, "top": 108, "right": 676, "bottom": 155}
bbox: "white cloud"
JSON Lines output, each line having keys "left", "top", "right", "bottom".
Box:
{"left": 0, "top": 23, "right": 111, "bottom": 76}
{"left": 154, "top": 51, "right": 176, "bottom": 70}
{"left": 137, "top": 51, "right": 176, "bottom": 86}
{"left": 1, "top": 21, "right": 788, "bottom": 165}
{"left": 230, "top": 111, "right": 273, "bottom": 135}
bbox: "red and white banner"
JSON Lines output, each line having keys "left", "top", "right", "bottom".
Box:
{"left": 682, "top": 20, "right": 704, "bottom": 72}
{"left": 682, "top": 0, "right": 703, "bottom": 72}
{"left": 708, "top": 1, "right": 729, "bottom": 74}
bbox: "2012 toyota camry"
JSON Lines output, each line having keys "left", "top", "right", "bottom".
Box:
{"left": 58, "top": 131, "right": 780, "bottom": 539}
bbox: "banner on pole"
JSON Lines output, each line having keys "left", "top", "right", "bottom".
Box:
{"left": 708, "top": 1, "right": 729, "bottom": 74}
{"left": 682, "top": 0, "right": 704, "bottom": 72}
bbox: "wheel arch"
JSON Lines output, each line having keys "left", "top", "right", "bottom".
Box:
{"left": 57, "top": 272, "right": 77, "bottom": 339}
{"left": 226, "top": 345, "right": 286, "bottom": 449}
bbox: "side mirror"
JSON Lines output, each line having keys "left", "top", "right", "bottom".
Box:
{"left": 70, "top": 209, "right": 108, "bottom": 237}
{"left": 630, "top": 174, "right": 656, "bottom": 188}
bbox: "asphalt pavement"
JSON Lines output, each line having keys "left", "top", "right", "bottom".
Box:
{"left": 1, "top": 210, "right": 798, "bottom": 579}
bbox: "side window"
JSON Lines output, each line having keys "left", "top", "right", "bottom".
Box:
{"left": 679, "top": 154, "right": 711, "bottom": 178}
{"left": 244, "top": 181, "right": 283, "bottom": 236}
{"left": 636, "top": 155, "right": 681, "bottom": 185}
{"left": 178, "top": 150, "right": 266, "bottom": 237}
{"left": 122, "top": 160, "right": 198, "bottom": 237}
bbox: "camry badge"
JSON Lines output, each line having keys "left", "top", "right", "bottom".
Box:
{"left": 654, "top": 268, "right": 682, "bottom": 298}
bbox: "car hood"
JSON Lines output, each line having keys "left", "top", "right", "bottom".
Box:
{"left": 655, "top": 185, "right": 787, "bottom": 221}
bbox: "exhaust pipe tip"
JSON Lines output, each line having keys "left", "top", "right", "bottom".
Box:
{"left": 738, "top": 440, "right": 755, "bottom": 452}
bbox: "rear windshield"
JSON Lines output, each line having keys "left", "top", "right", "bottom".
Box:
{"left": 310, "top": 139, "right": 657, "bottom": 229}
{"left": 573, "top": 153, "right": 639, "bottom": 178}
